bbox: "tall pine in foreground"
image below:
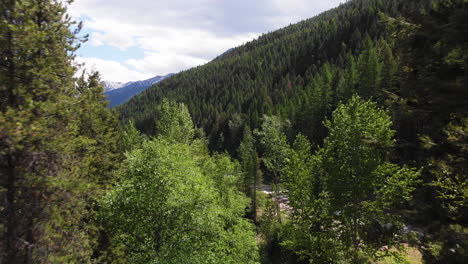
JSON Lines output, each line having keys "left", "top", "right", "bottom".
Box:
{"left": 0, "top": 0, "right": 119, "bottom": 262}
{"left": 238, "top": 126, "right": 261, "bottom": 222}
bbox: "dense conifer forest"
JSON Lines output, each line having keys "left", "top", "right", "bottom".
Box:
{"left": 1, "top": 0, "right": 466, "bottom": 263}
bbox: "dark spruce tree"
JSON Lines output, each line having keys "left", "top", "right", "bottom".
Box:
{"left": 0, "top": 1, "right": 119, "bottom": 263}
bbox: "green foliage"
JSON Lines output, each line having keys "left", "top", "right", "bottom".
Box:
{"left": 98, "top": 103, "right": 259, "bottom": 263}
{"left": 255, "top": 115, "right": 291, "bottom": 185}
{"left": 282, "top": 134, "right": 315, "bottom": 210}
{"left": 283, "top": 97, "right": 420, "bottom": 263}
{"left": 118, "top": 0, "right": 419, "bottom": 148}
{"left": 276, "top": 133, "right": 338, "bottom": 264}
{"left": 1, "top": 0, "right": 464, "bottom": 263}
{"left": 421, "top": 224, "right": 468, "bottom": 264}
{"left": 378, "top": 39, "right": 398, "bottom": 92}
{"left": 0, "top": 1, "right": 120, "bottom": 262}
{"left": 282, "top": 134, "right": 345, "bottom": 263}
{"left": 258, "top": 197, "right": 289, "bottom": 264}
{"left": 75, "top": 71, "right": 120, "bottom": 185}
{"left": 321, "top": 96, "right": 420, "bottom": 262}
{"left": 155, "top": 99, "right": 195, "bottom": 144}
{"left": 338, "top": 53, "right": 358, "bottom": 101}
{"left": 357, "top": 36, "right": 382, "bottom": 99}
{"left": 381, "top": 5, "right": 467, "bottom": 263}
{"left": 114, "top": 1, "right": 466, "bottom": 262}
{"left": 425, "top": 116, "right": 468, "bottom": 221}
{"left": 118, "top": 120, "right": 144, "bottom": 153}
{"left": 322, "top": 96, "right": 396, "bottom": 209}
{"left": 238, "top": 127, "right": 261, "bottom": 221}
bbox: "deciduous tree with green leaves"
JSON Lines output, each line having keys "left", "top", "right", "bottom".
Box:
{"left": 155, "top": 99, "right": 195, "bottom": 144}
{"left": 282, "top": 134, "right": 344, "bottom": 263}
{"left": 255, "top": 115, "right": 290, "bottom": 188}
{"left": 98, "top": 102, "right": 259, "bottom": 264}
{"left": 321, "top": 96, "right": 420, "bottom": 262}
{"left": 283, "top": 96, "right": 420, "bottom": 263}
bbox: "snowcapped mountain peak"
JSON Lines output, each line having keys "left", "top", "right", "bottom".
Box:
{"left": 102, "top": 73, "right": 174, "bottom": 107}
{"left": 102, "top": 81, "right": 127, "bottom": 92}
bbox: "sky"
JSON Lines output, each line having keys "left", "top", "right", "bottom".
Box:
{"left": 69, "top": 0, "right": 344, "bottom": 82}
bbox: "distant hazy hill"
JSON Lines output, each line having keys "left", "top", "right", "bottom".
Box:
{"left": 103, "top": 74, "right": 173, "bottom": 107}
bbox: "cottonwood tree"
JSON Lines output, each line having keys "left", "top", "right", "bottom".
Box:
{"left": 283, "top": 96, "right": 420, "bottom": 263}
{"left": 155, "top": 99, "right": 195, "bottom": 143}
{"left": 98, "top": 102, "right": 259, "bottom": 264}
{"left": 255, "top": 115, "right": 290, "bottom": 189}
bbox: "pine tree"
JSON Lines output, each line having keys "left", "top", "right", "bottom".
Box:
{"left": 75, "top": 71, "right": 120, "bottom": 185}
{"left": 343, "top": 52, "right": 358, "bottom": 100}
{"left": 0, "top": 1, "right": 119, "bottom": 262}
{"left": 238, "top": 126, "right": 261, "bottom": 222}
{"left": 118, "top": 120, "right": 144, "bottom": 153}
{"left": 378, "top": 39, "right": 398, "bottom": 93}
{"left": 302, "top": 64, "right": 334, "bottom": 144}
{"left": 357, "top": 35, "right": 382, "bottom": 99}
{"left": 0, "top": 0, "right": 80, "bottom": 261}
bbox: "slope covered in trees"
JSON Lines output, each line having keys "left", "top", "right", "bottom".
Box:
{"left": 118, "top": 0, "right": 427, "bottom": 146}
{"left": 118, "top": 0, "right": 466, "bottom": 263}
{"left": 1, "top": 0, "right": 465, "bottom": 263}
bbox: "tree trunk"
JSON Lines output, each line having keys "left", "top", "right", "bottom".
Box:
{"left": 253, "top": 167, "right": 258, "bottom": 223}
{"left": 4, "top": 153, "right": 18, "bottom": 263}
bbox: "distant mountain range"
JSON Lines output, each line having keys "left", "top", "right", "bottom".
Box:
{"left": 103, "top": 74, "right": 173, "bottom": 107}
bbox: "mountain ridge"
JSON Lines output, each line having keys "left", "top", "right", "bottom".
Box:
{"left": 103, "top": 74, "right": 174, "bottom": 107}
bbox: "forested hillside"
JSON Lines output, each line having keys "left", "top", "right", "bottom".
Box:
{"left": 1, "top": 0, "right": 465, "bottom": 263}
{"left": 118, "top": 0, "right": 466, "bottom": 262}
{"left": 118, "top": 0, "right": 444, "bottom": 148}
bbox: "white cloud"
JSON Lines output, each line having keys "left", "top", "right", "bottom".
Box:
{"left": 76, "top": 57, "right": 153, "bottom": 82}
{"left": 68, "top": 0, "right": 344, "bottom": 81}
{"left": 269, "top": 0, "right": 344, "bottom": 28}
{"left": 134, "top": 28, "right": 258, "bottom": 59}
{"left": 125, "top": 52, "right": 207, "bottom": 76}
{"left": 88, "top": 31, "right": 136, "bottom": 51}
